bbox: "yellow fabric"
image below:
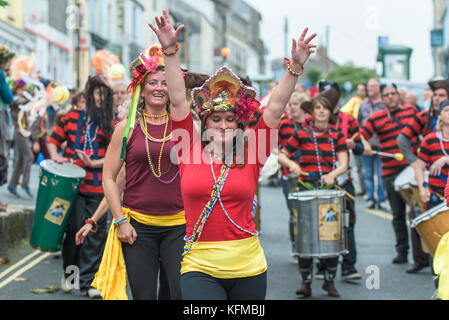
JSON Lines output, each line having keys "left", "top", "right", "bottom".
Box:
{"left": 181, "top": 236, "right": 267, "bottom": 279}
{"left": 91, "top": 207, "right": 185, "bottom": 300}
{"left": 341, "top": 96, "right": 362, "bottom": 119}
{"left": 434, "top": 231, "right": 449, "bottom": 300}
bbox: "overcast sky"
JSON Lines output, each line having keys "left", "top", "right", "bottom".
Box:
{"left": 245, "top": 0, "right": 434, "bottom": 83}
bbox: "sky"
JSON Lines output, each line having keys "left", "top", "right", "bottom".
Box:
{"left": 245, "top": 0, "right": 434, "bottom": 83}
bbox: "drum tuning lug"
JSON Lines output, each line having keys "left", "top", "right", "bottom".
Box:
{"left": 51, "top": 179, "right": 58, "bottom": 187}
{"left": 72, "top": 183, "right": 79, "bottom": 192}
{"left": 41, "top": 176, "right": 48, "bottom": 187}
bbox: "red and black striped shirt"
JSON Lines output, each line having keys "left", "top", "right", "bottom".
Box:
{"left": 305, "top": 112, "right": 361, "bottom": 141}
{"left": 282, "top": 127, "right": 347, "bottom": 182}
{"left": 418, "top": 132, "right": 449, "bottom": 197}
{"left": 278, "top": 117, "right": 303, "bottom": 176}
{"left": 47, "top": 109, "right": 112, "bottom": 195}
{"left": 401, "top": 109, "right": 435, "bottom": 140}
{"left": 360, "top": 105, "right": 416, "bottom": 177}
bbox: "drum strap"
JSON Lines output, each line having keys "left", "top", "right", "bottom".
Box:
{"left": 74, "top": 109, "right": 85, "bottom": 153}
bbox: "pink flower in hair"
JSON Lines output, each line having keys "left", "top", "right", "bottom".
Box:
{"left": 235, "top": 97, "right": 260, "bottom": 122}
{"left": 145, "top": 56, "right": 160, "bottom": 74}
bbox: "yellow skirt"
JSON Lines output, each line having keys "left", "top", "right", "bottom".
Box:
{"left": 181, "top": 236, "right": 267, "bottom": 279}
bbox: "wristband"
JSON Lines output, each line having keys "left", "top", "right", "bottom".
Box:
{"left": 85, "top": 218, "right": 98, "bottom": 233}
{"left": 161, "top": 43, "right": 180, "bottom": 56}
{"left": 113, "top": 216, "right": 128, "bottom": 226}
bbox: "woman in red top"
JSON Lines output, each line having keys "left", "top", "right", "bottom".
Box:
{"left": 278, "top": 92, "right": 349, "bottom": 298}
{"left": 149, "top": 10, "right": 316, "bottom": 300}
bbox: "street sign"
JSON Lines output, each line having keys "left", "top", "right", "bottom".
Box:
{"left": 431, "top": 29, "right": 444, "bottom": 48}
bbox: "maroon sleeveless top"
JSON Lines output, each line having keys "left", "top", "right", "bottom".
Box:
{"left": 122, "top": 118, "right": 184, "bottom": 215}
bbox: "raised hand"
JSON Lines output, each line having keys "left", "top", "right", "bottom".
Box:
{"left": 148, "top": 10, "right": 184, "bottom": 51}
{"left": 291, "top": 28, "right": 317, "bottom": 67}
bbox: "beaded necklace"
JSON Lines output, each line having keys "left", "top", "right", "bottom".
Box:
{"left": 182, "top": 152, "right": 258, "bottom": 257}
{"left": 141, "top": 113, "right": 171, "bottom": 179}
{"left": 141, "top": 112, "right": 172, "bottom": 142}
{"left": 312, "top": 129, "right": 336, "bottom": 179}
{"left": 83, "top": 121, "right": 99, "bottom": 156}
{"left": 438, "top": 131, "right": 449, "bottom": 157}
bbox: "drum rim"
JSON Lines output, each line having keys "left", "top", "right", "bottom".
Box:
{"left": 411, "top": 202, "right": 448, "bottom": 227}
{"left": 40, "top": 159, "right": 86, "bottom": 179}
{"left": 288, "top": 189, "right": 345, "bottom": 200}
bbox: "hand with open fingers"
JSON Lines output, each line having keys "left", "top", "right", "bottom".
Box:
{"left": 75, "top": 149, "right": 95, "bottom": 168}
{"left": 148, "top": 9, "right": 184, "bottom": 52}
{"left": 429, "top": 156, "right": 448, "bottom": 176}
{"left": 291, "top": 27, "right": 317, "bottom": 68}
{"left": 117, "top": 222, "right": 138, "bottom": 245}
{"left": 75, "top": 224, "right": 92, "bottom": 245}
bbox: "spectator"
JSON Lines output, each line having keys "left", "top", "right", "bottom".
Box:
{"left": 357, "top": 78, "right": 388, "bottom": 210}
{"left": 0, "top": 45, "right": 15, "bottom": 211}
{"left": 405, "top": 92, "right": 419, "bottom": 110}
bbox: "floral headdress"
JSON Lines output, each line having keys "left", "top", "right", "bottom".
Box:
{"left": 191, "top": 66, "right": 260, "bottom": 123}
{"left": 120, "top": 43, "right": 186, "bottom": 160}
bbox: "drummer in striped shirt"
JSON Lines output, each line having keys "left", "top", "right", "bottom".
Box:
{"left": 360, "top": 83, "right": 417, "bottom": 265}
{"left": 278, "top": 89, "right": 348, "bottom": 298}
{"left": 414, "top": 100, "right": 449, "bottom": 209}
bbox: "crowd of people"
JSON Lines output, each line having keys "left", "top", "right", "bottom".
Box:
{"left": 0, "top": 8, "right": 448, "bottom": 301}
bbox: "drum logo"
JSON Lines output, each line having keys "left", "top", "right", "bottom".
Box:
{"left": 44, "top": 197, "right": 71, "bottom": 226}
{"left": 318, "top": 203, "right": 341, "bottom": 241}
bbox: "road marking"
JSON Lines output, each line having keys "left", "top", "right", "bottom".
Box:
{"left": 364, "top": 208, "right": 393, "bottom": 220}
{"left": 0, "top": 250, "right": 42, "bottom": 282}
{"left": 0, "top": 252, "right": 51, "bottom": 289}
{"left": 364, "top": 208, "right": 411, "bottom": 226}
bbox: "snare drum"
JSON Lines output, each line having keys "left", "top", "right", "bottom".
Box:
{"left": 30, "top": 160, "right": 86, "bottom": 252}
{"left": 288, "top": 189, "right": 349, "bottom": 258}
{"left": 411, "top": 202, "right": 449, "bottom": 255}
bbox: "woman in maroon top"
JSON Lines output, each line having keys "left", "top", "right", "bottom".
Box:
{"left": 100, "top": 44, "right": 187, "bottom": 300}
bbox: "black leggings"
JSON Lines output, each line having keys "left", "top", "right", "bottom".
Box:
{"left": 181, "top": 271, "right": 267, "bottom": 300}
{"left": 121, "top": 218, "right": 185, "bottom": 300}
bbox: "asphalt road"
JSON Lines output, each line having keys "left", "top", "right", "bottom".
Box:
{"left": 0, "top": 162, "right": 437, "bottom": 300}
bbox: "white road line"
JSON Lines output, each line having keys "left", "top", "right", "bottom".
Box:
{"left": 0, "top": 252, "right": 51, "bottom": 289}
{"left": 0, "top": 250, "right": 42, "bottom": 282}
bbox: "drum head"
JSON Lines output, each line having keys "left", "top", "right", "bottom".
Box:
{"left": 40, "top": 159, "right": 86, "bottom": 179}
{"left": 394, "top": 166, "right": 414, "bottom": 190}
{"left": 288, "top": 189, "right": 345, "bottom": 201}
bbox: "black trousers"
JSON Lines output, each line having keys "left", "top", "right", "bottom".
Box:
{"left": 181, "top": 271, "right": 267, "bottom": 300}
{"left": 341, "top": 180, "right": 357, "bottom": 271}
{"left": 121, "top": 218, "right": 185, "bottom": 300}
{"left": 383, "top": 174, "right": 409, "bottom": 255}
{"left": 62, "top": 193, "right": 108, "bottom": 290}
{"left": 408, "top": 201, "right": 431, "bottom": 266}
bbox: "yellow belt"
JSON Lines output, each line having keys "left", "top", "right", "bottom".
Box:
{"left": 91, "top": 207, "right": 185, "bottom": 300}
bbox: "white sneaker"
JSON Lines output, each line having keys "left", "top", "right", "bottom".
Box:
{"left": 88, "top": 287, "right": 102, "bottom": 299}
{"left": 61, "top": 275, "right": 72, "bottom": 293}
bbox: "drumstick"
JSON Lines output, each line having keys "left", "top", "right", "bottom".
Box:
{"left": 299, "top": 171, "right": 318, "bottom": 180}
{"left": 334, "top": 185, "right": 355, "bottom": 201}
{"left": 371, "top": 150, "right": 404, "bottom": 161}
{"left": 350, "top": 132, "right": 359, "bottom": 140}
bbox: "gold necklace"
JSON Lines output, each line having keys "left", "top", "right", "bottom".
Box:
{"left": 141, "top": 113, "right": 169, "bottom": 178}
{"left": 143, "top": 111, "right": 167, "bottom": 118}
{"left": 141, "top": 112, "right": 172, "bottom": 141}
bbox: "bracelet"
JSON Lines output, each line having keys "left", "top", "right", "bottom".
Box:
{"left": 85, "top": 218, "right": 98, "bottom": 233}
{"left": 113, "top": 216, "right": 128, "bottom": 226}
{"left": 161, "top": 43, "right": 180, "bottom": 56}
{"left": 283, "top": 58, "right": 304, "bottom": 76}
{"left": 287, "top": 63, "right": 304, "bottom": 77}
